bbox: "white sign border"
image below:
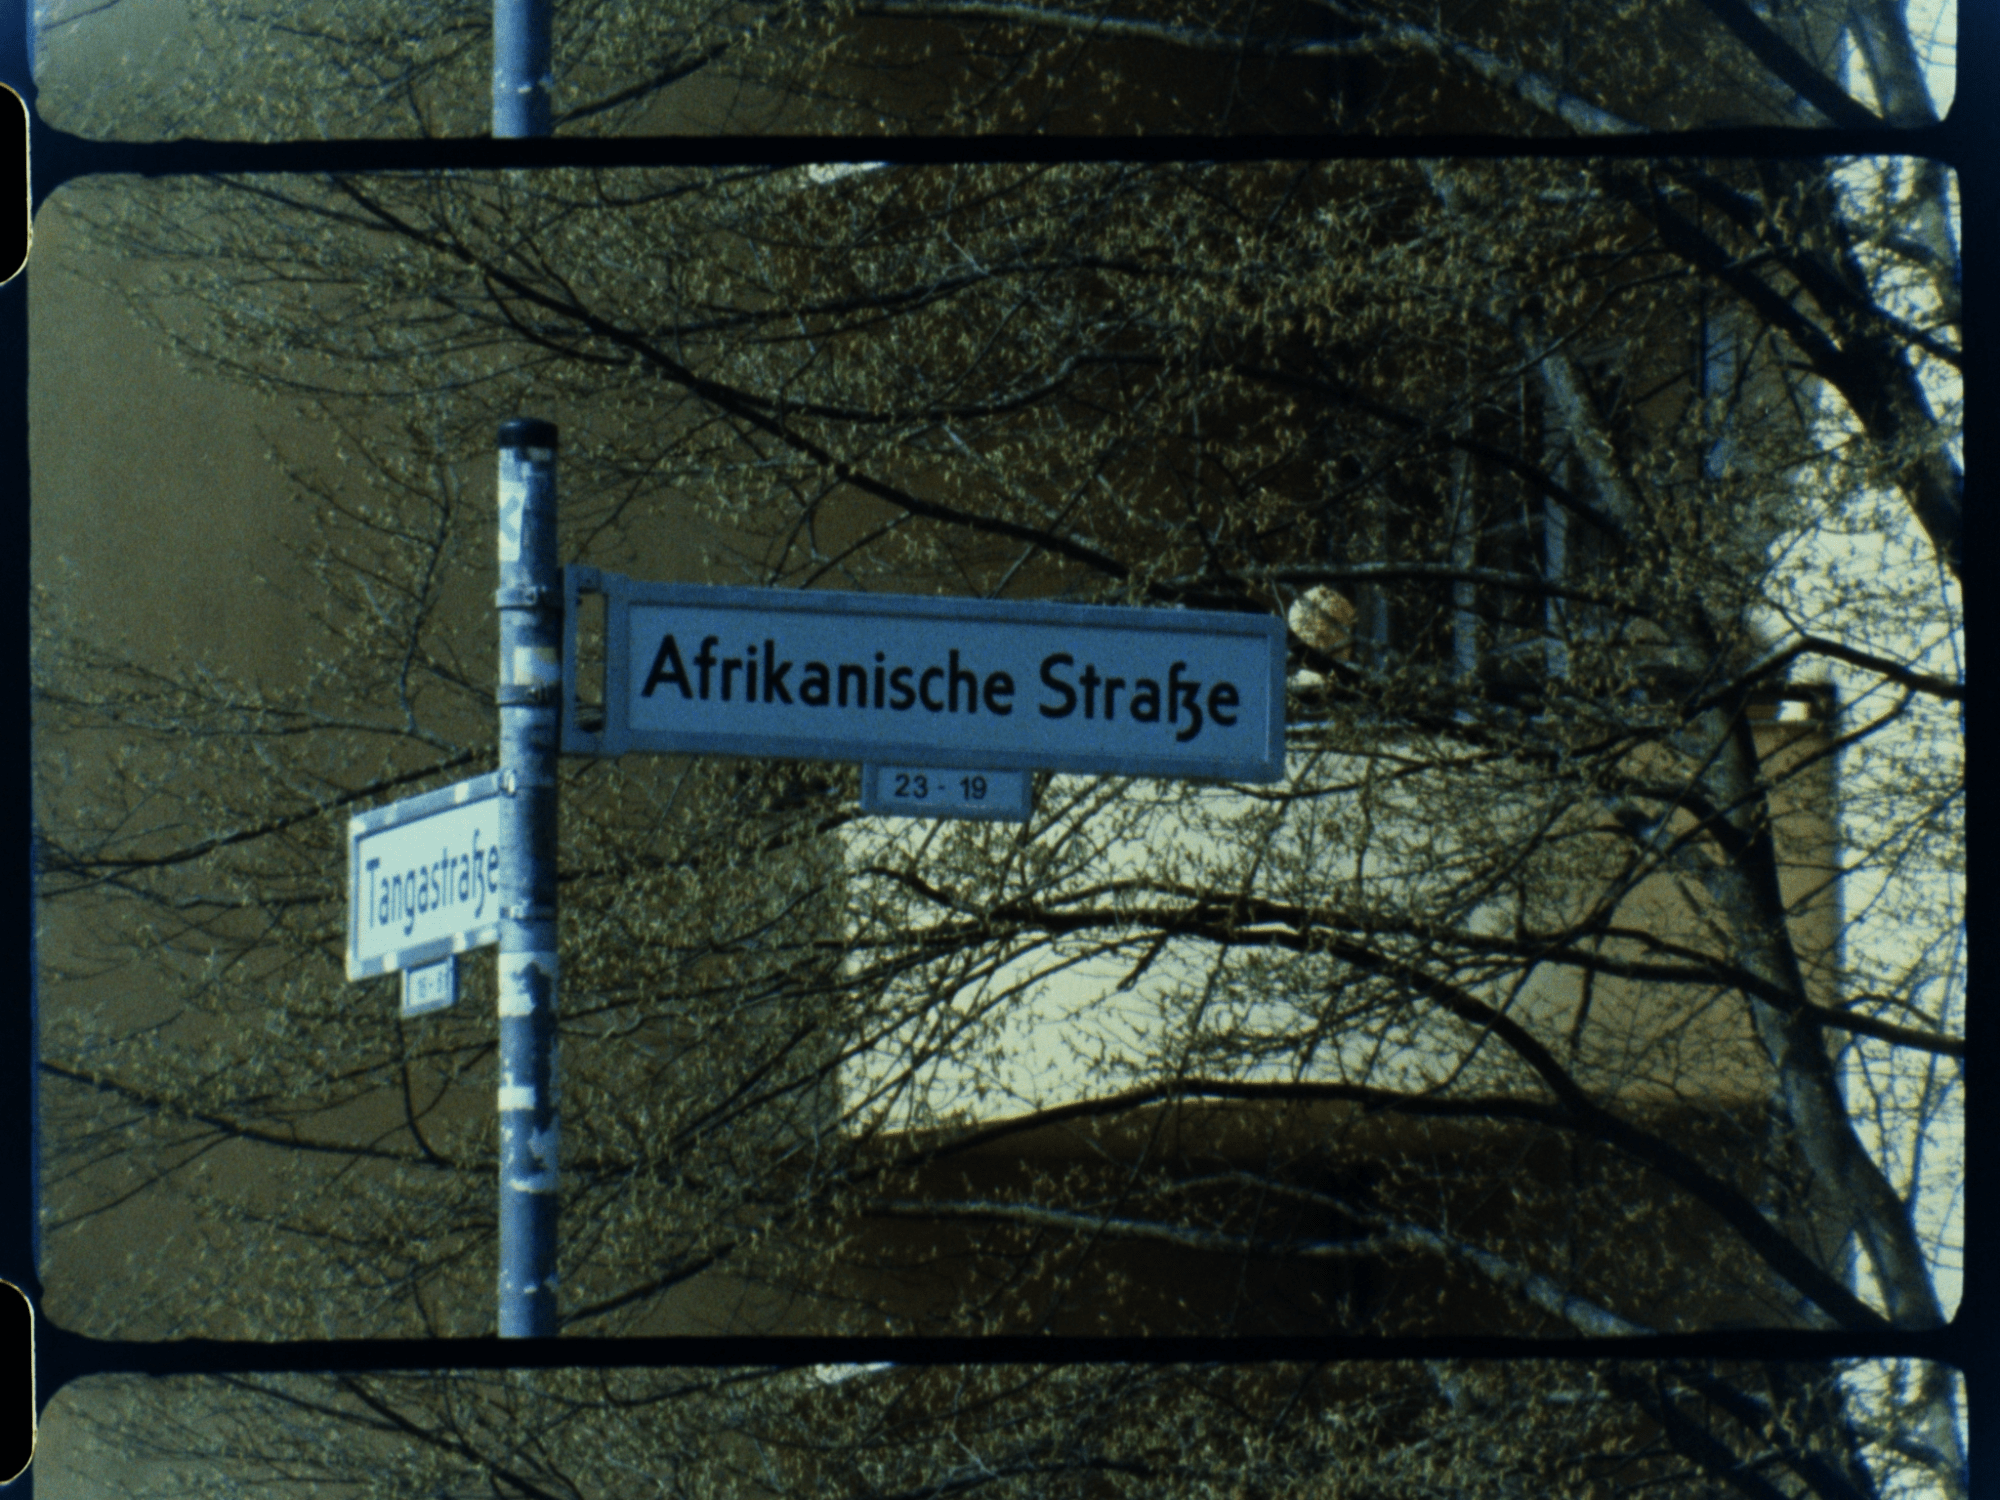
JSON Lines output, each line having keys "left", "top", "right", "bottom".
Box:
{"left": 563, "top": 572, "right": 1286, "bottom": 782}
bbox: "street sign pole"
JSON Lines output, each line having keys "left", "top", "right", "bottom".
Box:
{"left": 495, "top": 418, "right": 561, "bottom": 1337}
{"left": 492, "top": 0, "right": 552, "bottom": 137}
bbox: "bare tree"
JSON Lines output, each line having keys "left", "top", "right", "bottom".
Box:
{"left": 32, "top": 0, "right": 1965, "bottom": 1486}
{"left": 57, "top": 1357, "right": 1963, "bottom": 1500}
{"left": 36, "top": 138, "right": 1963, "bottom": 1498}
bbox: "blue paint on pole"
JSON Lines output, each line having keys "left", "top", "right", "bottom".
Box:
{"left": 493, "top": 0, "right": 553, "bottom": 137}
{"left": 496, "top": 418, "right": 560, "bottom": 1337}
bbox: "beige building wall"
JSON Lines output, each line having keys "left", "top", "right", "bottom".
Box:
{"left": 1504, "top": 718, "right": 1842, "bottom": 1107}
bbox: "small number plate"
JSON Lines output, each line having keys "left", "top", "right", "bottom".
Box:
{"left": 859, "top": 765, "right": 1034, "bottom": 822}
{"left": 401, "top": 957, "right": 459, "bottom": 1017}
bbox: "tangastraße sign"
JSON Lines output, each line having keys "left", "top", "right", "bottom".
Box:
{"left": 562, "top": 572, "right": 1286, "bottom": 782}
{"left": 347, "top": 772, "right": 507, "bottom": 980}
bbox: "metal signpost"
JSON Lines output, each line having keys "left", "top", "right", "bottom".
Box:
{"left": 342, "top": 421, "right": 564, "bottom": 1339}
{"left": 490, "top": 0, "right": 559, "bottom": 1335}
{"left": 493, "top": 419, "right": 562, "bottom": 1338}
{"left": 348, "top": 432, "right": 1288, "bottom": 1341}
{"left": 492, "top": 0, "right": 552, "bottom": 137}
{"left": 561, "top": 571, "right": 1286, "bottom": 783}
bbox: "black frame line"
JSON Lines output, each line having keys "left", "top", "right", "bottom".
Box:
{"left": 15, "top": 122, "right": 1966, "bottom": 203}
{"left": 31, "top": 1328, "right": 1968, "bottom": 1384}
